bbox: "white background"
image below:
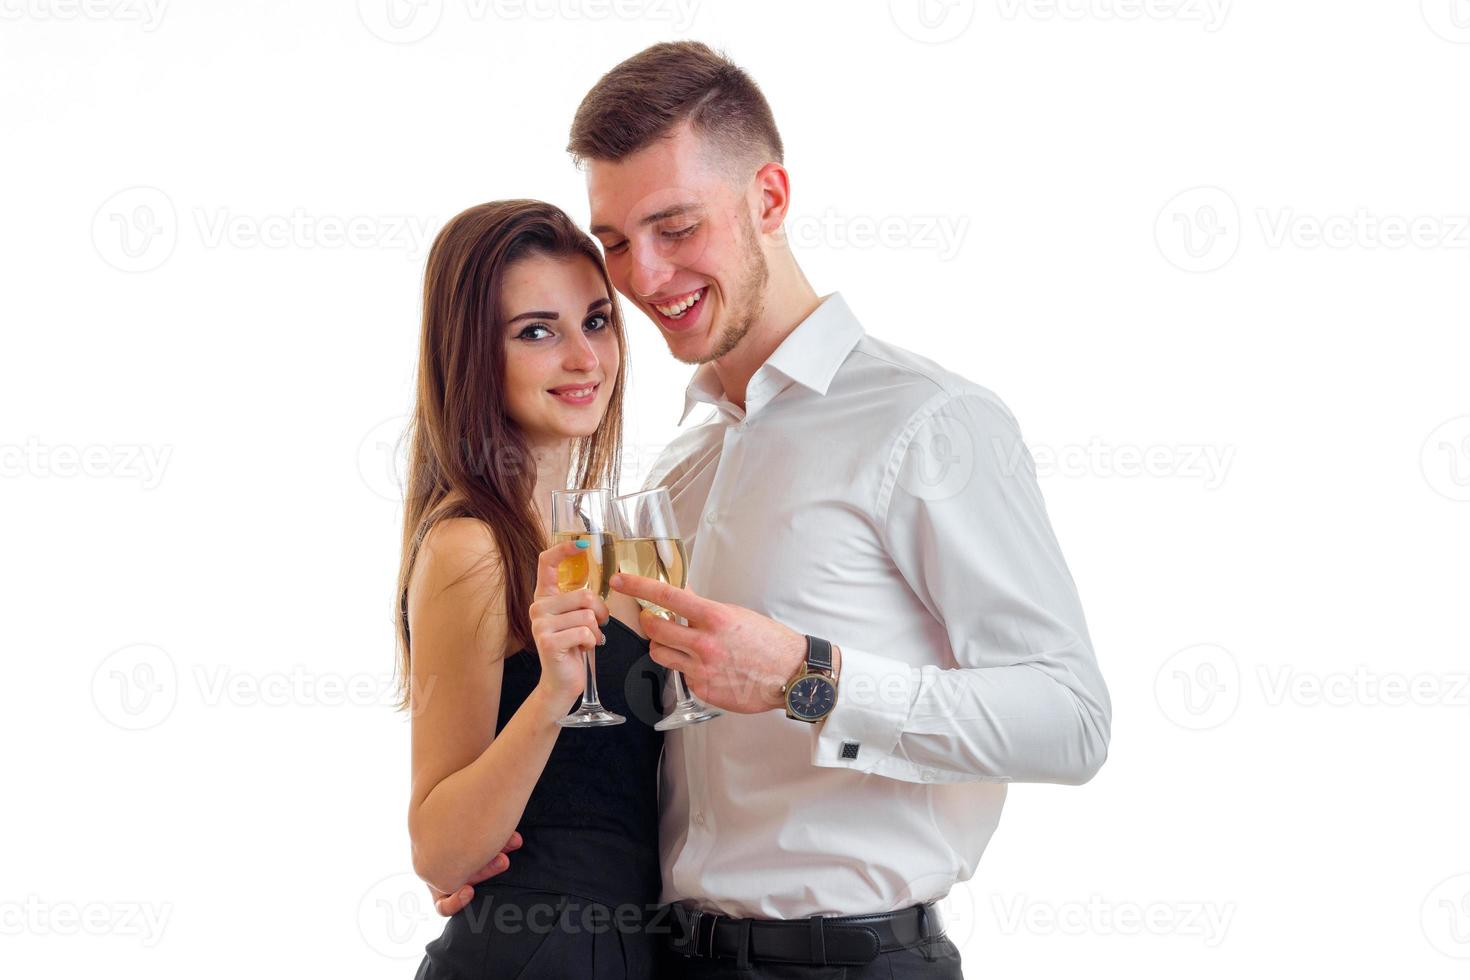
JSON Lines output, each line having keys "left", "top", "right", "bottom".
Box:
{"left": 3, "top": 1, "right": 1469, "bottom": 977}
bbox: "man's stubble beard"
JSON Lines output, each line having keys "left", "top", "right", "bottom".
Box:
{"left": 679, "top": 214, "right": 769, "bottom": 366}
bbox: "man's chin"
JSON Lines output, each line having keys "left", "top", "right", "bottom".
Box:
{"left": 662, "top": 330, "right": 717, "bottom": 366}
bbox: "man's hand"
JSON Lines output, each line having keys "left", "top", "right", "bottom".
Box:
{"left": 609, "top": 573, "right": 808, "bottom": 713}
{"left": 427, "top": 831, "right": 523, "bottom": 917}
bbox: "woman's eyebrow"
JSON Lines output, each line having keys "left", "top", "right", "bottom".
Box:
{"left": 509, "top": 298, "right": 610, "bottom": 324}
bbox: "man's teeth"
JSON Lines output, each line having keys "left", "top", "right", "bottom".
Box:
{"left": 655, "top": 288, "right": 705, "bottom": 318}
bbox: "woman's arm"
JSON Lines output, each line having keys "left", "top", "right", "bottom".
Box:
{"left": 405, "top": 518, "right": 604, "bottom": 895}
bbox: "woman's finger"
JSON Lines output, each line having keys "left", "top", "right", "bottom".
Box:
{"left": 534, "top": 539, "right": 590, "bottom": 599}
{"left": 532, "top": 588, "right": 606, "bottom": 619}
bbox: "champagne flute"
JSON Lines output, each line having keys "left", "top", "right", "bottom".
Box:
{"left": 550, "top": 488, "right": 625, "bottom": 728}
{"left": 613, "top": 487, "right": 723, "bottom": 730}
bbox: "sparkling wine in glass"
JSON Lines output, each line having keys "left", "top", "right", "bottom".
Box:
{"left": 613, "top": 488, "right": 723, "bottom": 731}
{"left": 550, "top": 488, "right": 624, "bottom": 728}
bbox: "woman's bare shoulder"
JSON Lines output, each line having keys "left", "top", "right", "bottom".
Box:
{"left": 412, "top": 518, "right": 504, "bottom": 592}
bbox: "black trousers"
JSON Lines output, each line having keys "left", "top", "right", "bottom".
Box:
{"left": 656, "top": 936, "right": 965, "bottom": 979}
{"left": 414, "top": 885, "right": 657, "bottom": 979}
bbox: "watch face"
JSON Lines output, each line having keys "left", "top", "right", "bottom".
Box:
{"left": 787, "top": 676, "right": 836, "bottom": 721}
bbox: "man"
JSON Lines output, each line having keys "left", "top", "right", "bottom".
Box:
{"left": 435, "top": 42, "right": 1111, "bottom": 978}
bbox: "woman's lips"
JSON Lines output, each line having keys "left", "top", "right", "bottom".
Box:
{"left": 548, "top": 383, "right": 599, "bottom": 406}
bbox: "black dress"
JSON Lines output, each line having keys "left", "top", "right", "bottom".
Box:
{"left": 415, "top": 617, "right": 666, "bottom": 979}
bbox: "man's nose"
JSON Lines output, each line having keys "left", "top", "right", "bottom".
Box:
{"left": 627, "top": 239, "right": 676, "bottom": 300}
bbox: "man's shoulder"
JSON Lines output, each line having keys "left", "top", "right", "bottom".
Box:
{"left": 841, "top": 333, "right": 1012, "bottom": 425}
{"left": 639, "top": 418, "right": 723, "bottom": 489}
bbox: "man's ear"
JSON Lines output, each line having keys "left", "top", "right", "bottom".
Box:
{"left": 752, "top": 161, "right": 792, "bottom": 235}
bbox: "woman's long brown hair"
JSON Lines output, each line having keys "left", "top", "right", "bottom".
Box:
{"left": 394, "top": 200, "right": 626, "bottom": 710}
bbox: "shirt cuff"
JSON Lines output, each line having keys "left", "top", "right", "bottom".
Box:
{"left": 810, "top": 646, "right": 917, "bottom": 774}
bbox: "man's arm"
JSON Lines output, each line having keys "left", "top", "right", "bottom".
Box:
{"left": 812, "top": 389, "right": 1111, "bottom": 785}
{"left": 619, "top": 389, "right": 1110, "bottom": 787}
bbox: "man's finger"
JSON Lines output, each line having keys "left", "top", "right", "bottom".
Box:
{"left": 535, "top": 540, "right": 589, "bottom": 599}
{"left": 611, "top": 573, "right": 710, "bottom": 623}
{"left": 640, "top": 609, "right": 703, "bottom": 657}
{"left": 649, "top": 641, "right": 698, "bottom": 675}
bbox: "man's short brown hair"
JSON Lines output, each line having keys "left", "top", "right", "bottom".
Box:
{"left": 567, "top": 41, "right": 783, "bottom": 173}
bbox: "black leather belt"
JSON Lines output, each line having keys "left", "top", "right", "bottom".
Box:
{"left": 664, "top": 902, "right": 945, "bottom": 966}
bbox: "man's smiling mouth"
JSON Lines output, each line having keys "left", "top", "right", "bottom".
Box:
{"left": 653, "top": 287, "right": 706, "bottom": 320}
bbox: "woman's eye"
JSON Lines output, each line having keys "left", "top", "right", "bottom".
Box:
{"left": 584, "top": 313, "right": 610, "bottom": 332}
{"left": 516, "top": 324, "right": 552, "bottom": 341}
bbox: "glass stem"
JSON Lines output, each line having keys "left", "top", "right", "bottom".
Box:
{"left": 580, "top": 648, "right": 604, "bottom": 708}
{"left": 671, "top": 670, "right": 695, "bottom": 707}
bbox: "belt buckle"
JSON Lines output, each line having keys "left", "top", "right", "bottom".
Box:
{"left": 680, "top": 908, "right": 702, "bottom": 958}
{"left": 703, "top": 912, "right": 722, "bottom": 959}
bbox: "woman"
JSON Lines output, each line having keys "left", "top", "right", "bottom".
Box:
{"left": 396, "top": 200, "right": 666, "bottom": 978}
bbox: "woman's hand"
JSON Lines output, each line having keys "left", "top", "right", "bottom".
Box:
{"left": 529, "top": 539, "right": 609, "bottom": 706}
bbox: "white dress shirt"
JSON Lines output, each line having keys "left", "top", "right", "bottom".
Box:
{"left": 643, "top": 293, "right": 1111, "bottom": 919}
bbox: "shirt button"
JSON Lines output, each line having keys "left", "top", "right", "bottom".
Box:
{"left": 921, "top": 769, "right": 938, "bottom": 783}
{"left": 693, "top": 812, "right": 706, "bottom": 826}
{"left": 705, "top": 511, "right": 718, "bottom": 525}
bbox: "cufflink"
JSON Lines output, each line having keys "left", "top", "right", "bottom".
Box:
{"left": 839, "top": 741, "right": 861, "bottom": 761}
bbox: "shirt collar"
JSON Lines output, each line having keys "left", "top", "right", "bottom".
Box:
{"left": 678, "top": 292, "right": 865, "bottom": 425}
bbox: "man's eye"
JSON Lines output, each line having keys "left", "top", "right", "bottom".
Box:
{"left": 516, "top": 324, "right": 552, "bottom": 341}
{"left": 604, "top": 240, "right": 628, "bottom": 255}
{"left": 662, "top": 224, "right": 698, "bottom": 240}
{"left": 584, "top": 314, "right": 610, "bottom": 332}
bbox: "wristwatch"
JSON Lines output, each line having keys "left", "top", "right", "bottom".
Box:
{"left": 782, "top": 635, "right": 838, "bottom": 723}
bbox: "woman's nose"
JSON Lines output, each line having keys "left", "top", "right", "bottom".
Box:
{"left": 564, "top": 330, "right": 600, "bottom": 372}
